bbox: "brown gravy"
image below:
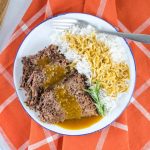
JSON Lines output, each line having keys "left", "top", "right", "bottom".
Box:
{"left": 56, "top": 116, "right": 102, "bottom": 130}
{"left": 43, "top": 65, "right": 66, "bottom": 88}
{"left": 54, "top": 86, "right": 82, "bottom": 119}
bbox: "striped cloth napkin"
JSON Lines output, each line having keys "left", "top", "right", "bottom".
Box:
{"left": 0, "top": 0, "right": 150, "bottom": 150}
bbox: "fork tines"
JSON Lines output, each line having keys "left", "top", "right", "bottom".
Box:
{"left": 51, "top": 18, "right": 78, "bottom": 30}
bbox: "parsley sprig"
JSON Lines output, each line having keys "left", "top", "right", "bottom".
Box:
{"left": 85, "top": 83, "right": 105, "bottom": 116}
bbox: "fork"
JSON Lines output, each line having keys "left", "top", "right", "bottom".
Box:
{"left": 51, "top": 18, "right": 150, "bottom": 44}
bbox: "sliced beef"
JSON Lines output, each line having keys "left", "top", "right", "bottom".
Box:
{"left": 21, "top": 44, "right": 70, "bottom": 90}
{"left": 25, "top": 70, "right": 44, "bottom": 109}
{"left": 38, "top": 90, "right": 65, "bottom": 123}
{"left": 62, "top": 71, "right": 98, "bottom": 117}
{"left": 21, "top": 57, "right": 36, "bottom": 90}
{"left": 21, "top": 44, "right": 98, "bottom": 124}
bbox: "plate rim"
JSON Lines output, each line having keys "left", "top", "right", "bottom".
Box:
{"left": 13, "top": 12, "right": 136, "bottom": 136}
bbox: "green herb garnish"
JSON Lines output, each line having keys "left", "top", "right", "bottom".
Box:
{"left": 85, "top": 83, "right": 105, "bottom": 116}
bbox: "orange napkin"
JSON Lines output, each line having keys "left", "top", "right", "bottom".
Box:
{"left": 0, "top": 0, "right": 150, "bottom": 150}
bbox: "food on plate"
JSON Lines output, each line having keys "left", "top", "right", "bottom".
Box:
{"left": 21, "top": 25, "right": 130, "bottom": 129}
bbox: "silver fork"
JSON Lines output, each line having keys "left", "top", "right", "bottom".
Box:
{"left": 51, "top": 18, "right": 150, "bottom": 44}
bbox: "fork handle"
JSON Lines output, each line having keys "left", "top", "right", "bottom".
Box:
{"left": 99, "top": 31, "right": 150, "bottom": 44}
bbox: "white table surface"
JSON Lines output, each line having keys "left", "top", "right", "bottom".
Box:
{"left": 0, "top": 0, "right": 31, "bottom": 51}
{"left": 0, "top": 1, "right": 31, "bottom": 149}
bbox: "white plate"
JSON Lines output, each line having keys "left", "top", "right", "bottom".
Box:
{"left": 13, "top": 13, "right": 136, "bottom": 135}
